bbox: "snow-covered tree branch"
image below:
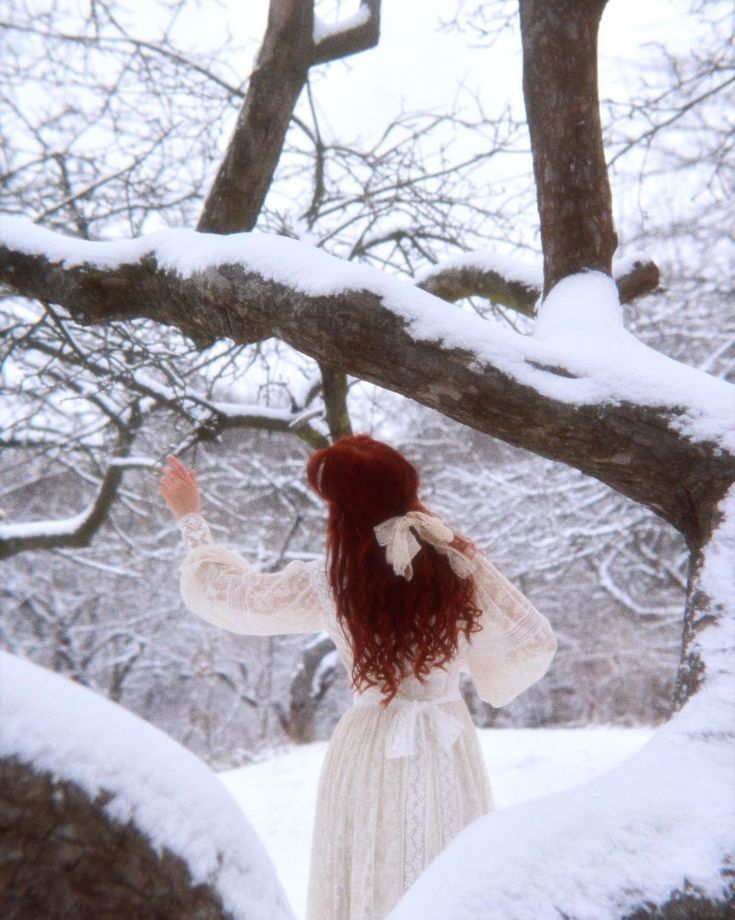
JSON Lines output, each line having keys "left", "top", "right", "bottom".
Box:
{"left": 1, "top": 218, "right": 732, "bottom": 547}
{"left": 0, "top": 651, "right": 294, "bottom": 919}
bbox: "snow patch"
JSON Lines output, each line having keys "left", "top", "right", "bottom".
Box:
{"left": 386, "top": 488, "right": 735, "bottom": 920}
{"left": 220, "top": 727, "right": 654, "bottom": 920}
{"left": 388, "top": 725, "right": 735, "bottom": 919}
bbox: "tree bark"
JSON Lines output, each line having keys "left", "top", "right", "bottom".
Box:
{"left": 281, "top": 635, "right": 338, "bottom": 743}
{"left": 520, "top": 0, "right": 618, "bottom": 295}
{"left": 311, "top": 0, "right": 381, "bottom": 66}
{"left": 0, "top": 758, "right": 231, "bottom": 920}
{"left": 623, "top": 893, "right": 735, "bottom": 919}
{"left": 319, "top": 361, "right": 354, "bottom": 439}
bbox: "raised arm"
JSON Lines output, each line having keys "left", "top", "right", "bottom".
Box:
{"left": 178, "top": 513, "right": 326, "bottom": 635}
{"left": 463, "top": 552, "right": 557, "bottom": 707}
{"left": 161, "top": 456, "right": 326, "bottom": 636}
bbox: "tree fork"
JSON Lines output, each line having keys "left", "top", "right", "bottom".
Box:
{"left": 197, "top": 0, "right": 382, "bottom": 236}
{"left": 197, "top": 0, "right": 314, "bottom": 235}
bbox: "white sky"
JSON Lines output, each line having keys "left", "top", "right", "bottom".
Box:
{"left": 212, "top": 0, "right": 697, "bottom": 140}
{"left": 167, "top": 0, "right": 703, "bottom": 244}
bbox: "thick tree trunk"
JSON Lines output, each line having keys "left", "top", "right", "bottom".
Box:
{"left": 674, "top": 495, "right": 735, "bottom": 709}
{"left": 280, "top": 634, "right": 339, "bottom": 743}
{"left": 520, "top": 0, "right": 618, "bottom": 294}
{"left": 0, "top": 758, "right": 231, "bottom": 920}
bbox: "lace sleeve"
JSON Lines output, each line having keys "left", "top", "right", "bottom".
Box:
{"left": 180, "top": 541, "right": 327, "bottom": 636}
{"left": 178, "top": 512, "right": 213, "bottom": 550}
{"left": 462, "top": 552, "right": 557, "bottom": 707}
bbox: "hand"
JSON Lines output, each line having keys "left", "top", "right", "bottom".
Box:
{"left": 160, "top": 454, "right": 201, "bottom": 519}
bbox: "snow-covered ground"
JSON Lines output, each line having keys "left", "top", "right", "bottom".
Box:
{"left": 219, "top": 726, "right": 653, "bottom": 919}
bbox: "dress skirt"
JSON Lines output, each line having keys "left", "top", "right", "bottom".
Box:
{"left": 305, "top": 697, "right": 493, "bottom": 920}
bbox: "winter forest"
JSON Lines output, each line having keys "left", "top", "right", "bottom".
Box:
{"left": 0, "top": 0, "right": 733, "bottom": 917}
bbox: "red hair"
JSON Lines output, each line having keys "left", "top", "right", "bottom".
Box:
{"left": 306, "top": 434, "right": 483, "bottom": 703}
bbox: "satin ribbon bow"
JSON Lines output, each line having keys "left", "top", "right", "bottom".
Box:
{"left": 373, "top": 510, "right": 473, "bottom": 580}
{"left": 384, "top": 695, "right": 465, "bottom": 759}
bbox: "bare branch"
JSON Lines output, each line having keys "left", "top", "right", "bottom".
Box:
{"left": 0, "top": 446, "right": 144, "bottom": 560}
{"left": 419, "top": 263, "right": 540, "bottom": 317}
{"left": 311, "top": 1, "right": 381, "bottom": 66}
{"left": 419, "top": 257, "right": 661, "bottom": 316}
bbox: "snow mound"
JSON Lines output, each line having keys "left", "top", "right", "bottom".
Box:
{"left": 535, "top": 271, "right": 624, "bottom": 340}
{"left": 0, "top": 651, "right": 295, "bottom": 920}
{"left": 388, "top": 721, "right": 735, "bottom": 920}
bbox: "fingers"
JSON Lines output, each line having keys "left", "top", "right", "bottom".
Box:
{"left": 164, "top": 454, "right": 197, "bottom": 481}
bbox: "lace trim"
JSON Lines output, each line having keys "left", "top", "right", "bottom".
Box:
{"left": 178, "top": 512, "right": 212, "bottom": 550}
{"left": 404, "top": 746, "right": 426, "bottom": 891}
{"left": 437, "top": 744, "right": 461, "bottom": 844}
{"left": 400, "top": 709, "right": 462, "bottom": 890}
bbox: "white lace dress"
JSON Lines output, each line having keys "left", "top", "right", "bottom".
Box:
{"left": 177, "top": 513, "right": 557, "bottom": 920}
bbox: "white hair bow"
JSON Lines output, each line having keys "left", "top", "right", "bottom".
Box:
{"left": 373, "top": 510, "right": 473, "bottom": 580}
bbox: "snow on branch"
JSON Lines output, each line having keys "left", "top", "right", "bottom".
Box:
{"left": 0, "top": 455, "right": 150, "bottom": 560}
{"left": 127, "top": 369, "right": 329, "bottom": 446}
{"left": 22, "top": 333, "right": 329, "bottom": 449}
{"left": 1, "top": 217, "right": 733, "bottom": 539}
{"left": 311, "top": 1, "right": 381, "bottom": 66}
{"left": 418, "top": 251, "right": 660, "bottom": 316}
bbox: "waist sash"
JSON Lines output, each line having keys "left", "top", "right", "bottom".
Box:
{"left": 353, "top": 690, "right": 464, "bottom": 759}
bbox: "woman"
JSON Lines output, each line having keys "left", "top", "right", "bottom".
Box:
{"left": 161, "top": 434, "right": 557, "bottom": 920}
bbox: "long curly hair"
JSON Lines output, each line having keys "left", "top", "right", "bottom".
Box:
{"left": 306, "top": 434, "right": 483, "bottom": 703}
